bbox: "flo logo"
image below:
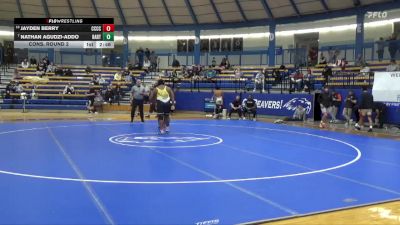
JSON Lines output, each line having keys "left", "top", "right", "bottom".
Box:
{"left": 366, "top": 11, "right": 388, "bottom": 19}
{"left": 109, "top": 133, "right": 223, "bottom": 148}
{"left": 283, "top": 98, "right": 312, "bottom": 114}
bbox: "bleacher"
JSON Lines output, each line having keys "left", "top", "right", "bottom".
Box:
{"left": 0, "top": 60, "right": 391, "bottom": 110}
{"left": 1, "top": 65, "right": 147, "bottom": 110}
{"left": 160, "top": 61, "right": 389, "bottom": 92}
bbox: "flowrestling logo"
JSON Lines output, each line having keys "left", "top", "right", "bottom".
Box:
{"left": 283, "top": 97, "right": 312, "bottom": 114}
{"left": 109, "top": 133, "right": 223, "bottom": 148}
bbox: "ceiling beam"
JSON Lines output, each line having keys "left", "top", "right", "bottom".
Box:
{"left": 112, "top": 0, "right": 400, "bottom": 31}
{"left": 41, "top": 0, "right": 50, "bottom": 17}
{"left": 288, "top": 0, "right": 300, "bottom": 16}
{"left": 260, "top": 0, "right": 274, "bottom": 19}
{"left": 210, "top": 0, "right": 223, "bottom": 23}
{"left": 16, "top": 0, "right": 23, "bottom": 18}
{"left": 184, "top": 0, "right": 198, "bottom": 24}
{"left": 91, "top": 0, "right": 100, "bottom": 18}
{"left": 114, "top": 0, "right": 127, "bottom": 25}
{"left": 320, "top": 0, "right": 329, "bottom": 11}
{"left": 138, "top": 0, "right": 151, "bottom": 26}
{"left": 161, "top": 0, "right": 174, "bottom": 25}
{"left": 66, "top": 0, "right": 75, "bottom": 18}
{"left": 234, "top": 0, "right": 248, "bottom": 22}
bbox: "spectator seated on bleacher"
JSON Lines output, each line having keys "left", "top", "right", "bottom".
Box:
{"left": 172, "top": 58, "right": 180, "bottom": 67}
{"left": 204, "top": 69, "right": 217, "bottom": 80}
{"left": 42, "top": 56, "right": 50, "bottom": 66}
{"left": 36, "top": 61, "right": 47, "bottom": 77}
{"left": 122, "top": 68, "right": 134, "bottom": 84}
{"left": 14, "top": 82, "right": 24, "bottom": 94}
{"left": 104, "top": 85, "right": 114, "bottom": 105}
{"left": 29, "top": 57, "right": 37, "bottom": 66}
{"left": 91, "top": 74, "right": 100, "bottom": 85}
{"left": 386, "top": 60, "right": 400, "bottom": 72}
{"left": 63, "top": 68, "right": 73, "bottom": 76}
{"left": 125, "top": 72, "right": 132, "bottom": 84}
{"left": 193, "top": 65, "right": 203, "bottom": 77}
{"left": 272, "top": 68, "right": 281, "bottom": 84}
{"left": 219, "top": 57, "right": 231, "bottom": 70}
{"left": 98, "top": 75, "right": 107, "bottom": 87}
{"left": 54, "top": 66, "right": 64, "bottom": 76}
{"left": 63, "top": 83, "right": 75, "bottom": 95}
{"left": 360, "top": 65, "right": 371, "bottom": 73}
{"left": 114, "top": 70, "right": 123, "bottom": 81}
{"left": 180, "top": 66, "right": 189, "bottom": 78}
{"left": 5, "top": 81, "right": 16, "bottom": 99}
{"left": 85, "top": 65, "right": 92, "bottom": 74}
{"left": 336, "top": 58, "right": 348, "bottom": 71}
{"left": 290, "top": 70, "right": 304, "bottom": 92}
{"left": 31, "top": 85, "right": 38, "bottom": 100}
{"left": 319, "top": 53, "right": 327, "bottom": 65}
{"left": 46, "top": 62, "right": 55, "bottom": 73}
{"left": 253, "top": 69, "right": 265, "bottom": 92}
{"left": 234, "top": 68, "right": 243, "bottom": 79}
{"left": 21, "top": 58, "right": 30, "bottom": 69}
{"left": 303, "top": 68, "right": 313, "bottom": 92}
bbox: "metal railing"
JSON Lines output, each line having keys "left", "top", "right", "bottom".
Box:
{"left": 162, "top": 71, "right": 375, "bottom": 94}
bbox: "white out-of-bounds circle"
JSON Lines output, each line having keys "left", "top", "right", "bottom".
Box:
{"left": 0, "top": 122, "right": 361, "bottom": 184}
{"left": 109, "top": 132, "right": 223, "bottom": 148}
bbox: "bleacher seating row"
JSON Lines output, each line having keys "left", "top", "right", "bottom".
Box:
{"left": 0, "top": 62, "right": 390, "bottom": 110}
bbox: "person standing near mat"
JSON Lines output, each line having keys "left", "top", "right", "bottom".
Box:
{"left": 86, "top": 82, "right": 96, "bottom": 114}
{"left": 130, "top": 79, "right": 146, "bottom": 123}
{"left": 318, "top": 87, "right": 332, "bottom": 128}
{"left": 150, "top": 79, "right": 175, "bottom": 134}
{"left": 355, "top": 86, "right": 374, "bottom": 132}
{"left": 343, "top": 90, "right": 357, "bottom": 127}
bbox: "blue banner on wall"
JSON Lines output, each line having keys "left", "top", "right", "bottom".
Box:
{"left": 245, "top": 93, "right": 314, "bottom": 118}
{"left": 175, "top": 92, "right": 314, "bottom": 118}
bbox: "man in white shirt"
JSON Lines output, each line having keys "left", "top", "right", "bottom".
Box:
{"left": 253, "top": 69, "right": 265, "bottom": 92}
{"left": 63, "top": 83, "right": 75, "bottom": 94}
{"left": 21, "top": 58, "right": 30, "bottom": 69}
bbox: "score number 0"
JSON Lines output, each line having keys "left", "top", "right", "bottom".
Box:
{"left": 103, "top": 24, "right": 114, "bottom": 32}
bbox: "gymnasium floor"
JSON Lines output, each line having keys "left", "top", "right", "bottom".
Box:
{"left": 0, "top": 111, "right": 399, "bottom": 224}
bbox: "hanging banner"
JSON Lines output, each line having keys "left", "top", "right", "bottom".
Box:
{"left": 372, "top": 71, "right": 400, "bottom": 102}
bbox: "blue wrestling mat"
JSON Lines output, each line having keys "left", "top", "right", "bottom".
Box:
{"left": 0, "top": 120, "right": 399, "bottom": 224}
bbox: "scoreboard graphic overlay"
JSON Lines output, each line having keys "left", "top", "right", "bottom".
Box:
{"left": 14, "top": 18, "right": 114, "bottom": 49}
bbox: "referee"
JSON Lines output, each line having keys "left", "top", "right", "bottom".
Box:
{"left": 130, "top": 79, "right": 146, "bottom": 122}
